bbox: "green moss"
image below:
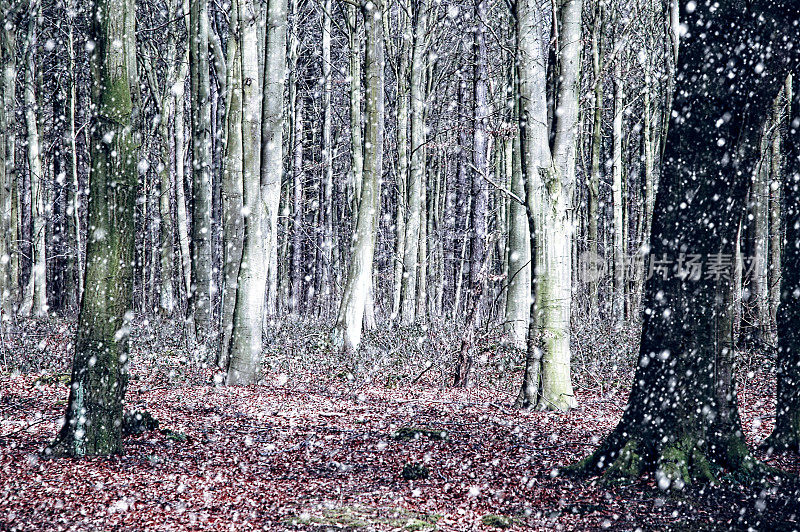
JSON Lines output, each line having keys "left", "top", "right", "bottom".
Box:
{"left": 602, "top": 440, "right": 643, "bottom": 484}
{"left": 689, "top": 448, "right": 718, "bottom": 484}
{"left": 658, "top": 443, "right": 690, "bottom": 486}
{"left": 481, "top": 514, "right": 513, "bottom": 528}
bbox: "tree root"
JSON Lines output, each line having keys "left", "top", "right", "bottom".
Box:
{"left": 564, "top": 432, "right": 778, "bottom": 488}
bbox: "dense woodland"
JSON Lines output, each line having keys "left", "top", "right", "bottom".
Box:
{"left": 2, "top": 0, "right": 800, "bottom": 529}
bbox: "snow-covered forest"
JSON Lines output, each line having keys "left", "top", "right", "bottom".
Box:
{"left": 1, "top": 0, "right": 800, "bottom": 529}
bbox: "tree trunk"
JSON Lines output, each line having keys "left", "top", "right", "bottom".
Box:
{"left": 587, "top": 1, "right": 603, "bottom": 316}
{"left": 260, "top": 0, "right": 288, "bottom": 323}
{"left": 48, "top": 0, "right": 138, "bottom": 457}
{"left": 225, "top": 0, "right": 266, "bottom": 385}
{"left": 612, "top": 57, "right": 625, "bottom": 327}
{"left": 153, "top": 0, "right": 189, "bottom": 318}
{"left": 515, "top": 0, "right": 580, "bottom": 412}
{"left": 504, "top": 121, "right": 530, "bottom": 350}
{"left": 573, "top": 2, "right": 794, "bottom": 483}
{"left": 0, "top": 15, "right": 17, "bottom": 317}
{"left": 347, "top": 4, "right": 363, "bottom": 206}
{"left": 768, "top": 76, "right": 790, "bottom": 343}
{"left": 21, "top": 3, "right": 46, "bottom": 317}
{"left": 66, "top": 10, "right": 83, "bottom": 311}
{"left": 468, "top": 0, "right": 490, "bottom": 324}
{"left": 218, "top": 0, "right": 244, "bottom": 369}
{"left": 332, "top": 0, "right": 384, "bottom": 353}
{"left": 190, "top": 0, "right": 214, "bottom": 344}
{"left": 174, "top": 84, "right": 192, "bottom": 315}
{"left": 399, "top": 0, "right": 426, "bottom": 326}
{"left": 391, "top": 2, "right": 409, "bottom": 321}
{"left": 763, "top": 74, "right": 799, "bottom": 453}
{"left": 319, "top": 0, "right": 334, "bottom": 310}
{"left": 290, "top": 98, "right": 304, "bottom": 314}
{"left": 750, "top": 114, "right": 772, "bottom": 343}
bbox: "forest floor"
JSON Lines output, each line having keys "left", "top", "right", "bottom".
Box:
{"left": 1, "top": 318, "right": 800, "bottom": 531}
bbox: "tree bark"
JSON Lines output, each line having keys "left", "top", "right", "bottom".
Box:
{"left": 515, "top": 0, "right": 580, "bottom": 411}
{"left": 768, "top": 76, "right": 790, "bottom": 343}
{"left": 468, "top": 0, "right": 490, "bottom": 323}
{"left": 260, "top": 0, "right": 288, "bottom": 324}
{"left": 332, "top": 0, "right": 384, "bottom": 353}
{"left": 225, "top": 0, "right": 267, "bottom": 385}
{"left": 573, "top": 2, "right": 796, "bottom": 483}
{"left": 218, "top": 0, "right": 244, "bottom": 369}
{"left": 399, "top": 0, "right": 426, "bottom": 326}
{"left": 0, "top": 10, "right": 18, "bottom": 317}
{"left": 504, "top": 120, "right": 530, "bottom": 350}
{"left": 20, "top": 3, "right": 47, "bottom": 317}
{"left": 190, "top": 0, "right": 214, "bottom": 344}
{"left": 174, "top": 84, "right": 192, "bottom": 316}
{"left": 587, "top": 1, "right": 603, "bottom": 316}
{"left": 48, "top": 0, "right": 138, "bottom": 457}
{"left": 763, "top": 74, "right": 800, "bottom": 453}
{"left": 612, "top": 57, "right": 625, "bottom": 326}
{"left": 391, "top": 1, "right": 410, "bottom": 321}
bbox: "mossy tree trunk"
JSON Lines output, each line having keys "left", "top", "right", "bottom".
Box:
{"left": 573, "top": 2, "right": 797, "bottom": 485}
{"left": 514, "top": 0, "right": 579, "bottom": 412}
{"left": 48, "top": 0, "right": 138, "bottom": 458}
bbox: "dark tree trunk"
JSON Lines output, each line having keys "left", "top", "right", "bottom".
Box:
{"left": 763, "top": 75, "right": 800, "bottom": 453}
{"left": 572, "top": 2, "right": 797, "bottom": 484}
